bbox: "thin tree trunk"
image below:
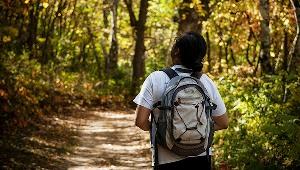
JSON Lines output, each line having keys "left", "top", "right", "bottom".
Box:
{"left": 28, "top": 0, "right": 40, "bottom": 59}
{"left": 225, "top": 41, "right": 229, "bottom": 72}
{"left": 283, "top": 0, "right": 300, "bottom": 102}
{"left": 230, "top": 47, "right": 236, "bottom": 66}
{"left": 166, "top": 29, "right": 176, "bottom": 66}
{"left": 228, "top": 38, "right": 236, "bottom": 66}
{"left": 253, "top": 42, "right": 259, "bottom": 67}
{"left": 281, "top": 31, "right": 289, "bottom": 102}
{"left": 103, "top": 0, "right": 110, "bottom": 76}
{"left": 246, "top": 29, "right": 254, "bottom": 66}
{"left": 259, "top": 0, "right": 274, "bottom": 74}
{"left": 41, "top": 0, "right": 67, "bottom": 64}
{"left": 92, "top": 40, "right": 102, "bottom": 79}
{"left": 108, "top": 0, "right": 119, "bottom": 76}
{"left": 245, "top": 12, "right": 254, "bottom": 67}
{"left": 288, "top": 0, "right": 300, "bottom": 73}
{"left": 253, "top": 48, "right": 261, "bottom": 75}
{"left": 16, "top": 15, "right": 25, "bottom": 54}
{"left": 218, "top": 45, "right": 223, "bottom": 73}
{"left": 206, "top": 32, "right": 211, "bottom": 72}
{"left": 94, "top": 50, "right": 103, "bottom": 79}
{"left": 87, "top": 26, "right": 102, "bottom": 79}
{"left": 82, "top": 43, "right": 87, "bottom": 68}
{"left": 283, "top": 31, "right": 289, "bottom": 71}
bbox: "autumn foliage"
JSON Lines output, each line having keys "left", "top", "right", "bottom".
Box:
{"left": 1, "top": 0, "right": 300, "bottom": 169}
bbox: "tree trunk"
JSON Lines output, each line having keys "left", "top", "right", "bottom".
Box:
{"left": 178, "top": 0, "right": 202, "bottom": 34}
{"left": 218, "top": 45, "right": 223, "bottom": 73}
{"left": 225, "top": 41, "right": 229, "bottom": 72}
{"left": 124, "top": 0, "right": 149, "bottom": 95}
{"left": 108, "top": 0, "right": 119, "bottom": 76}
{"left": 283, "top": 31, "right": 289, "bottom": 71}
{"left": 177, "top": 0, "right": 211, "bottom": 34}
{"left": 229, "top": 38, "right": 236, "bottom": 66}
{"left": 253, "top": 42, "right": 259, "bottom": 66}
{"left": 259, "top": 0, "right": 274, "bottom": 74}
{"left": 41, "top": 0, "right": 67, "bottom": 65}
{"left": 282, "top": 31, "right": 289, "bottom": 102}
{"left": 289, "top": 0, "right": 300, "bottom": 73}
{"left": 28, "top": 0, "right": 40, "bottom": 59}
{"left": 246, "top": 29, "right": 254, "bottom": 66}
{"left": 103, "top": 0, "right": 110, "bottom": 76}
{"left": 230, "top": 47, "right": 236, "bottom": 66}
{"left": 131, "top": 0, "right": 148, "bottom": 95}
{"left": 206, "top": 32, "right": 211, "bottom": 72}
{"left": 283, "top": 0, "right": 300, "bottom": 102}
{"left": 88, "top": 28, "right": 102, "bottom": 79}
{"left": 81, "top": 43, "right": 87, "bottom": 68}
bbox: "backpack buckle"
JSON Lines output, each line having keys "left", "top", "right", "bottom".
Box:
{"left": 209, "top": 102, "right": 217, "bottom": 110}
{"left": 206, "top": 101, "right": 217, "bottom": 110}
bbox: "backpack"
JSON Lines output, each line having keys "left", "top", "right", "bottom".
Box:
{"left": 151, "top": 67, "right": 217, "bottom": 165}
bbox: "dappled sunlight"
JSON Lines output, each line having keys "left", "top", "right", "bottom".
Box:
{"left": 66, "top": 110, "right": 151, "bottom": 169}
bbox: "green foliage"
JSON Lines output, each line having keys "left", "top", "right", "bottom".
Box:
{"left": 0, "top": 51, "right": 49, "bottom": 133}
{"left": 213, "top": 69, "right": 300, "bottom": 169}
{"left": 0, "top": 50, "right": 103, "bottom": 134}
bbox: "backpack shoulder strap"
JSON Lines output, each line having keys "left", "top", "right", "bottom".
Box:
{"left": 161, "top": 67, "right": 178, "bottom": 79}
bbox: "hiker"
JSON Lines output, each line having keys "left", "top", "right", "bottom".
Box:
{"left": 133, "top": 32, "right": 229, "bottom": 170}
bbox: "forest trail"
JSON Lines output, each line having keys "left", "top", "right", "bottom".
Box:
{"left": 66, "top": 108, "right": 151, "bottom": 170}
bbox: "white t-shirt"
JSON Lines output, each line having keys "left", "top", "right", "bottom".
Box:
{"left": 133, "top": 65, "right": 226, "bottom": 165}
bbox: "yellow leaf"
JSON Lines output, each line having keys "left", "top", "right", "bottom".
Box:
{"left": 181, "top": 14, "right": 186, "bottom": 20}
{"left": 3, "top": 36, "right": 11, "bottom": 43}
{"left": 189, "top": 3, "right": 194, "bottom": 8}
{"left": 42, "top": 2, "right": 49, "bottom": 8}
{"left": 37, "top": 37, "right": 46, "bottom": 43}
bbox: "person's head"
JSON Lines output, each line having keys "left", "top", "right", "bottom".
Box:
{"left": 171, "top": 32, "right": 207, "bottom": 72}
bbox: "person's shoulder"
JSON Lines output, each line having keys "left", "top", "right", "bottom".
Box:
{"left": 200, "top": 73, "right": 218, "bottom": 89}
{"left": 148, "top": 70, "right": 169, "bottom": 79}
{"left": 146, "top": 70, "right": 170, "bottom": 87}
{"left": 201, "top": 73, "right": 214, "bottom": 83}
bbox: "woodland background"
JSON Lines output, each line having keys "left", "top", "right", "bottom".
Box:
{"left": 0, "top": 0, "right": 300, "bottom": 169}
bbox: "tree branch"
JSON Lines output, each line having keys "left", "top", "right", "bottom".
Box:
{"left": 123, "top": 0, "right": 137, "bottom": 27}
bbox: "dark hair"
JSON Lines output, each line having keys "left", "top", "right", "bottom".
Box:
{"left": 171, "top": 32, "right": 207, "bottom": 72}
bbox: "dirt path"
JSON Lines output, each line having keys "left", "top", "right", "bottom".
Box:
{"left": 66, "top": 108, "right": 151, "bottom": 170}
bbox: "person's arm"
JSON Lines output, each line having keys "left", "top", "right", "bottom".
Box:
{"left": 212, "top": 113, "right": 229, "bottom": 131}
{"left": 135, "top": 105, "right": 151, "bottom": 131}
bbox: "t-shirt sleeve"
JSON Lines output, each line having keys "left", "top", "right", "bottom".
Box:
{"left": 133, "top": 73, "right": 155, "bottom": 110}
{"left": 211, "top": 85, "right": 226, "bottom": 117}
{"left": 205, "top": 75, "right": 226, "bottom": 117}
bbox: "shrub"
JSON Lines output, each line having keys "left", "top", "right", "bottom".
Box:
{"left": 213, "top": 72, "right": 300, "bottom": 169}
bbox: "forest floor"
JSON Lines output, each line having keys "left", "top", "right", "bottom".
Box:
{"left": 0, "top": 107, "right": 151, "bottom": 170}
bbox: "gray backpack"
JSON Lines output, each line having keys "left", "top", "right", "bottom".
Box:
{"left": 151, "top": 68, "right": 217, "bottom": 163}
